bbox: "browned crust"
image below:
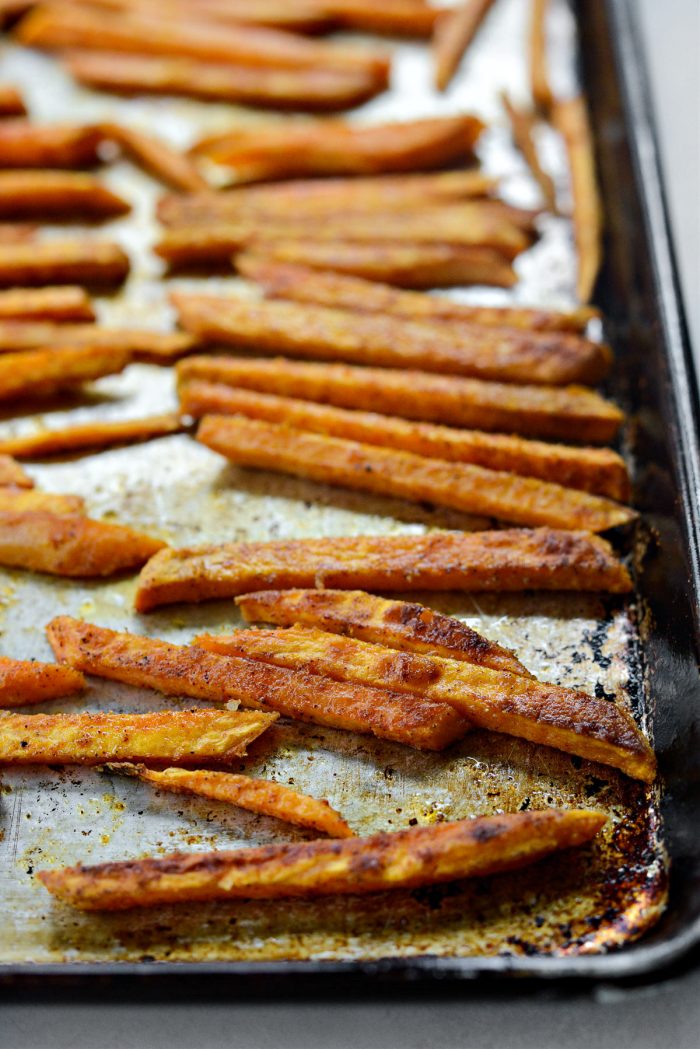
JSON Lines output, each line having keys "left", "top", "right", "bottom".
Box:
{"left": 0, "top": 413, "right": 183, "bottom": 459}
{"left": 0, "top": 286, "right": 96, "bottom": 322}
{"left": 0, "top": 656, "right": 85, "bottom": 707}
{"left": 0, "top": 121, "right": 104, "bottom": 168}
{"left": 323, "top": 0, "right": 439, "bottom": 38}
{"left": 0, "top": 454, "right": 33, "bottom": 488}
{"left": 530, "top": 0, "right": 553, "bottom": 115}
{"left": 433, "top": 0, "right": 496, "bottom": 92}
{"left": 135, "top": 528, "right": 633, "bottom": 611}
{"left": 0, "top": 170, "right": 131, "bottom": 220}
{"left": 0, "top": 241, "right": 130, "bottom": 288}
{"left": 37, "top": 809, "right": 606, "bottom": 910}
{"left": 0, "top": 83, "right": 26, "bottom": 117}
{"left": 0, "top": 345, "right": 130, "bottom": 401}
{"left": 99, "top": 121, "right": 208, "bottom": 193}
{"left": 501, "top": 92, "right": 558, "bottom": 213}
{"left": 0, "top": 323, "right": 196, "bottom": 363}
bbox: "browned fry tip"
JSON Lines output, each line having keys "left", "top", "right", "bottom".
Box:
{"left": 0, "top": 656, "right": 85, "bottom": 708}
{"left": 433, "top": 0, "right": 496, "bottom": 92}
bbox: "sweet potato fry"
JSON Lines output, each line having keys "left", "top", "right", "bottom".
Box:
{"left": 197, "top": 415, "right": 634, "bottom": 531}
{"left": 172, "top": 294, "right": 608, "bottom": 385}
{"left": 322, "top": 0, "right": 438, "bottom": 37}
{"left": 47, "top": 616, "right": 469, "bottom": 750}
{"left": 67, "top": 51, "right": 383, "bottom": 113}
{"left": 176, "top": 357, "right": 624, "bottom": 443}
{"left": 554, "top": 96, "right": 603, "bottom": 304}
{"left": 433, "top": 0, "right": 496, "bottom": 92}
{"left": 177, "top": 382, "right": 631, "bottom": 500}
{"left": 135, "top": 529, "right": 633, "bottom": 611}
{"left": 109, "top": 764, "right": 354, "bottom": 838}
{"left": 37, "top": 808, "right": 607, "bottom": 910}
{"left": 501, "top": 92, "right": 557, "bottom": 213}
{"left": 237, "top": 589, "right": 532, "bottom": 678}
{"left": 0, "top": 656, "right": 85, "bottom": 707}
{"left": 0, "top": 489, "right": 84, "bottom": 514}
{"left": 0, "top": 170, "right": 130, "bottom": 221}
{"left": 0, "top": 708, "right": 275, "bottom": 765}
{"left": 0, "top": 413, "right": 183, "bottom": 459}
{"left": 65, "top": 0, "right": 334, "bottom": 34}
{"left": 204, "top": 626, "right": 655, "bottom": 781}
{"left": 0, "top": 240, "right": 130, "bottom": 288}
{"left": 0, "top": 83, "right": 26, "bottom": 117}
{"left": 0, "top": 323, "right": 196, "bottom": 363}
{"left": 0, "top": 454, "right": 33, "bottom": 488}
{"left": 235, "top": 243, "right": 515, "bottom": 288}
{"left": 239, "top": 257, "right": 598, "bottom": 332}
{"left": 530, "top": 0, "right": 553, "bottom": 115}
{"left": 0, "top": 345, "right": 130, "bottom": 402}
{"left": 0, "top": 121, "right": 104, "bottom": 168}
{"left": 0, "top": 286, "right": 95, "bottom": 322}
{"left": 97, "top": 122, "right": 207, "bottom": 193}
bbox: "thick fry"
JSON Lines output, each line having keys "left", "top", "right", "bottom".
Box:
{"left": 237, "top": 589, "right": 532, "bottom": 678}
{"left": 501, "top": 92, "right": 557, "bottom": 213}
{"left": 0, "top": 708, "right": 275, "bottom": 765}
{"left": 47, "top": 617, "right": 470, "bottom": 751}
{"left": 239, "top": 257, "right": 598, "bottom": 332}
{"left": 0, "top": 286, "right": 95, "bottom": 322}
{"left": 0, "top": 413, "right": 182, "bottom": 460}
{"left": 135, "top": 529, "right": 633, "bottom": 611}
{"left": 322, "top": 0, "right": 438, "bottom": 37}
{"left": 204, "top": 626, "right": 654, "bottom": 782}
{"left": 64, "top": 0, "right": 334, "bottom": 34}
{"left": 0, "top": 171, "right": 130, "bottom": 220}
{"left": 0, "top": 489, "right": 84, "bottom": 514}
{"left": 67, "top": 51, "right": 383, "bottom": 113}
{"left": 0, "top": 240, "right": 130, "bottom": 288}
{"left": 37, "top": 808, "right": 606, "bottom": 910}
{"left": 530, "top": 0, "right": 553, "bottom": 115}
{"left": 0, "top": 345, "right": 130, "bottom": 402}
{"left": 173, "top": 294, "right": 608, "bottom": 385}
{"left": 0, "top": 455, "right": 33, "bottom": 488}
{"left": 99, "top": 122, "right": 207, "bottom": 193}
{"left": 0, "top": 323, "right": 196, "bottom": 363}
{"left": 177, "top": 357, "right": 624, "bottom": 443}
{"left": 0, "top": 84, "right": 26, "bottom": 117}
{"left": 0, "top": 121, "right": 104, "bottom": 168}
{"left": 554, "top": 96, "right": 603, "bottom": 304}
{"left": 433, "top": 0, "right": 496, "bottom": 92}
{"left": 111, "top": 764, "right": 354, "bottom": 838}
{"left": 0, "top": 656, "right": 84, "bottom": 708}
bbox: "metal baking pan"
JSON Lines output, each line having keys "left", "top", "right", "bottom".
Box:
{"left": 0, "top": 0, "right": 699, "bottom": 994}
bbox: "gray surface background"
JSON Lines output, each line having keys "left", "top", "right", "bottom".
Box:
{"left": 2, "top": 1, "right": 699, "bottom": 1045}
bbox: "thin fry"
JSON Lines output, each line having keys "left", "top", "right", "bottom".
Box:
{"left": 0, "top": 413, "right": 183, "bottom": 459}
{"left": 99, "top": 122, "right": 208, "bottom": 192}
{"left": 0, "top": 323, "right": 196, "bottom": 362}
{"left": 0, "top": 286, "right": 95, "bottom": 322}
{"left": 135, "top": 529, "right": 633, "bottom": 611}
{"left": 0, "top": 454, "right": 33, "bottom": 488}
{"left": 501, "top": 92, "right": 557, "bottom": 213}
{"left": 0, "top": 121, "right": 104, "bottom": 168}
{"left": 0, "top": 170, "right": 130, "bottom": 220}
{"left": 37, "top": 809, "right": 606, "bottom": 910}
{"left": 433, "top": 0, "right": 496, "bottom": 92}
{"left": 0, "top": 83, "right": 26, "bottom": 117}
{"left": 0, "top": 240, "right": 130, "bottom": 288}
{"left": 530, "top": 0, "right": 553, "bottom": 115}
{"left": 0, "top": 656, "right": 84, "bottom": 708}
{"left": 0, "top": 346, "right": 130, "bottom": 401}
{"left": 0, "top": 489, "right": 84, "bottom": 514}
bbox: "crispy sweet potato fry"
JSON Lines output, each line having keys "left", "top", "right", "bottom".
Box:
{"left": 66, "top": 0, "right": 334, "bottom": 34}
{"left": 176, "top": 357, "right": 624, "bottom": 443}
{"left": 237, "top": 589, "right": 532, "bottom": 678}
{"left": 0, "top": 708, "right": 275, "bottom": 765}
{"left": 135, "top": 529, "right": 633, "bottom": 611}
{"left": 530, "top": 0, "right": 553, "bottom": 115}
{"left": 0, "top": 121, "right": 104, "bottom": 168}
{"left": 0, "top": 489, "right": 84, "bottom": 514}
{"left": 239, "top": 257, "right": 598, "bottom": 332}
{"left": 173, "top": 294, "right": 608, "bottom": 385}
{"left": 0, "top": 345, "right": 130, "bottom": 401}
{"left": 0, "top": 413, "right": 183, "bottom": 459}
{"left": 433, "top": 0, "right": 496, "bottom": 92}
{"left": 501, "top": 92, "right": 558, "bottom": 213}
{"left": 554, "top": 96, "right": 603, "bottom": 304}
{"left": 322, "top": 0, "right": 438, "bottom": 37}
{"left": 0, "top": 323, "right": 196, "bottom": 363}
{"left": 205, "top": 626, "right": 655, "bottom": 781}
{"left": 0, "top": 454, "right": 33, "bottom": 488}
{"left": 0, "top": 240, "right": 130, "bottom": 288}
{"left": 0, "top": 170, "right": 130, "bottom": 221}
{"left": 0, "top": 84, "right": 26, "bottom": 117}
{"left": 110, "top": 764, "right": 354, "bottom": 838}
{"left": 0, "top": 656, "right": 85, "bottom": 707}
{"left": 37, "top": 808, "right": 607, "bottom": 910}
{"left": 98, "top": 122, "right": 207, "bottom": 192}
{"left": 0, "top": 286, "right": 95, "bottom": 322}
{"left": 47, "top": 617, "right": 470, "bottom": 750}
{"left": 67, "top": 51, "right": 383, "bottom": 113}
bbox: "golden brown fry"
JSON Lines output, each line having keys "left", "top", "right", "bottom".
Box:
{"left": 237, "top": 588, "right": 532, "bottom": 678}
{"left": 0, "top": 83, "right": 26, "bottom": 117}
{"left": 501, "top": 91, "right": 558, "bottom": 213}
{"left": 0, "top": 413, "right": 183, "bottom": 460}
{"left": 238, "top": 257, "right": 598, "bottom": 332}
{"left": 0, "top": 286, "right": 95, "bottom": 322}
{"left": 530, "top": 0, "right": 553, "bottom": 115}
{"left": 0, "top": 454, "right": 33, "bottom": 488}
{"left": 554, "top": 96, "right": 603, "bottom": 304}
{"left": 177, "top": 357, "right": 624, "bottom": 443}
{"left": 135, "top": 529, "right": 633, "bottom": 612}
{"left": 37, "top": 809, "right": 607, "bottom": 910}
{"left": 197, "top": 414, "right": 634, "bottom": 532}
{"left": 0, "top": 323, "right": 196, "bottom": 363}
{"left": 99, "top": 121, "right": 208, "bottom": 193}
{"left": 433, "top": 0, "right": 495, "bottom": 92}
{"left": 0, "top": 240, "right": 130, "bottom": 288}
{"left": 0, "top": 708, "right": 275, "bottom": 765}
{"left": 204, "top": 626, "right": 655, "bottom": 782}
{"left": 0, "top": 170, "right": 130, "bottom": 220}
{"left": 0, "top": 656, "right": 85, "bottom": 708}
{"left": 64, "top": 0, "right": 334, "bottom": 34}
{"left": 173, "top": 293, "right": 608, "bottom": 385}
{"left": 0, "top": 121, "right": 104, "bottom": 168}
{"left": 67, "top": 51, "right": 382, "bottom": 113}
{"left": 0, "top": 345, "right": 130, "bottom": 401}
{"left": 0, "top": 489, "right": 84, "bottom": 514}
{"left": 322, "top": 0, "right": 438, "bottom": 38}
{"left": 111, "top": 764, "right": 354, "bottom": 838}
{"left": 236, "top": 243, "right": 515, "bottom": 288}
{"left": 48, "top": 616, "right": 469, "bottom": 750}
{"left": 178, "top": 382, "right": 631, "bottom": 500}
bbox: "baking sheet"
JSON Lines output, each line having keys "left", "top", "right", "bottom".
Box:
{"left": 0, "top": 0, "right": 666, "bottom": 964}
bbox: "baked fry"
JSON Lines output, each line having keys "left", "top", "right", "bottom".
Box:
{"left": 109, "top": 764, "right": 354, "bottom": 838}
{"left": 0, "top": 240, "right": 130, "bottom": 288}
{"left": 554, "top": 96, "right": 603, "bottom": 303}
{"left": 172, "top": 293, "right": 608, "bottom": 385}
{"left": 0, "top": 346, "right": 130, "bottom": 401}
{"left": 176, "top": 357, "right": 624, "bottom": 443}
{"left": 0, "top": 286, "right": 95, "bottom": 322}
{"left": 0, "top": 413, "right": 182, "bottom": 459}
{"left": 135, "top": 529, "right": 633, "bottom": 611}
{"left": 0, "top": 83, "right": 26, "bottom": 117}
{"left": 37, "top": 808, "right": 606, "bottom": 910}
{"left": 433, "top": 0, "right": 496, "bottom": 92}
{"left": 0, "top": 489, "right": 84, "bottom": 514}
{"left": 47, "top": 617, "right": 469, "bottom": 750}
{"left": 0, "top": 656, "right": 85, "bottom": 708}
{"left": 0, "top": 170, "right": 130, "bottom": 220}
{"left": 530, "top": 0, "right": 553, "bottom": 114}
{"left": 236, "top": 589, "right": 532, "bottom": 678}
{"left": 0, "top": 121, "right": 104, "bottom": 168}
{"left": 67, "top": 51, "right": 383, "bottom": 113}
{"left": 239, "top": 257, "right": 598, "bottom": 332}
{"left": 501, "top": 92, "right": 557, "bottom": 213}
{"left": 0, "top": 708, "right": 275, "bottom": 765}
{"left": 99, "top": 122, "right": 208, "bottom": 193}
{"left": 203, "top": 626, "right": 655, "bottom": 782}
{"left": 0, "top": 323, "right": 196, "bottom": 363}
{"left": 0, "top": 454, "right": 33, "bottom": 488}
{"left": 62, "top": 0, "right": 334, "bottom": 34}
{"left": 322, "top": 0, "right": 438, "bottom": 37}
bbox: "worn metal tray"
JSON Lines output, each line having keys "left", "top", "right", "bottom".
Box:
{"left": 0, "top": 0, "right": 698, "bottom": 993}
